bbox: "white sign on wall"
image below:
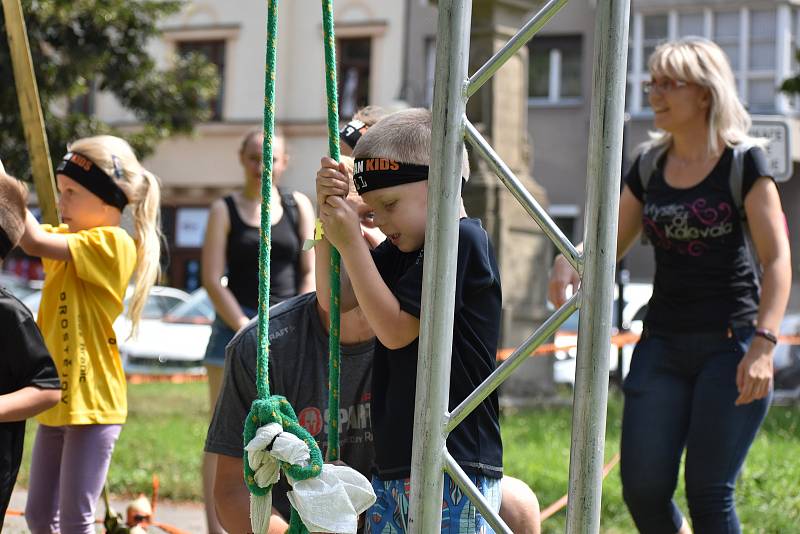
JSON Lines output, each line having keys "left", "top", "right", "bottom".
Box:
{"left": 750, "top": 116, "right": 793, "bottom": 182}
{"left": 175, "top": 207, "right": 210, "bottom": 248}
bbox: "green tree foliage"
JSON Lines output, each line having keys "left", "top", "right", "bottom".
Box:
{"left": 0, "top": 0, "right": 219, "bottom": 178}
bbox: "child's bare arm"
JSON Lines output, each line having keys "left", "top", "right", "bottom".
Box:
{"left": 339, "top": 235, "right": 420, "bottom": 349}
{"left": 315, "top": 158, "right": 358, "bottom": 312}
{"left": 0, "top": 386, "right": 60, "bottom": 423}
{"left": 324, "top": 196, "right": 420, "bottom": 348}
{"left": 18, "top": 211, "right": 71, "bottom": 261}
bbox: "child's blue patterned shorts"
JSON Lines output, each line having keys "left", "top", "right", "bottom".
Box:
{"left": 366, "top": 472, "right": 501, "bottom": 533}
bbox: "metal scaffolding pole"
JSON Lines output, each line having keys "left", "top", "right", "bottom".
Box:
{"left": 407, "top": 0, "right": 472, "bottom": 531}
{"left": 565, "top": 0, "right": 630, "bottom": 531}
{"left": 407, "top": 0, "right": 629, "bottom": 530}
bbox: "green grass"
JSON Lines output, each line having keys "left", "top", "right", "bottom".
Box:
{"left": 18, "top": 382, "right": 211, "bottom": 502}
{"left": 16, "top": 383, "right": 800, "bottom": 533}
{"left": 502, "top": 388, "right": 800, "bottom": 533}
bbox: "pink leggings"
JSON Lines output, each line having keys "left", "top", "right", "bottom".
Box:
{"left": 25, "top": 424, "right": 122, "bottom": 534}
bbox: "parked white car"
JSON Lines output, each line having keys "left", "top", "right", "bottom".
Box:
{"left": 20, "top": 285, "right": 189, "bottom": 332}
{"left": 119, "top": 287, "right": 215, "bottom": 374}
{"left": 553, "top": 283, "right": 653, "bottom": 385}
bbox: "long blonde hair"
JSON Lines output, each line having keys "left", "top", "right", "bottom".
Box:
{"left": 68, "top": 135, "right": 162, "bottom": 336}
{"left": 645, "top": 37, "right": 761, "bottom": 155}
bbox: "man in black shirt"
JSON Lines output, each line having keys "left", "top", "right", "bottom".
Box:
{"left": 0, "top": 169, "right": 60, "bottom": 526}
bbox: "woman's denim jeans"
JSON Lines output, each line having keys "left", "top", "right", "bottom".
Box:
{"left": 620, "top": 326, "right": 770, "bottom": 534}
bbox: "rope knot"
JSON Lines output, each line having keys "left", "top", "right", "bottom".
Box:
{"left": 243, "top": 395, "right": 324, "bottom": 496}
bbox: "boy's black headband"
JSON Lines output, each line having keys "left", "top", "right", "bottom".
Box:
{"left": 56, "top": 152, "right": 129, "bottom": 211}
{"left": 0, "top": 226, "right": 13, "bottom": 258}
{"left": 339, "top": 119, "right": 368, "bottom": 150}
{"left": 353, "top": 158, "right": 428, "bottom": 195}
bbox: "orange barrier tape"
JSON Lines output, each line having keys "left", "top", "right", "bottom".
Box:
{"left": 126, "top": 373, "right": 207, "bottom": 384}
{"left": 496, "top": 333, "right": 800, "bottom": 362}
{"left": 540, "top": 453, "right": 620, "bottom": 522}
{"left": 122, "top": 334, "right": 800, "bottom": 380}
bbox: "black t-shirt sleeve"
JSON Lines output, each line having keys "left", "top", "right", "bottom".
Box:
{"left": 395, "top": 261, "right": 423, "bottom": 318}
{"left": 742, "top": 146, "right": 774, "bottom": 198}
{"left": 370, "top": 240, "right": 424, "bottom": 318}
{"left": 8, "top": 315, "right": 59, "bottom": 392}
{"left": 625, "top": 155, "right": 645, "bottom": 202}
{"left": 454, "top": 221, "right": 497, "bottom": 312}
{"left": 370, "top": 239, "right": 396, "bottom": 281}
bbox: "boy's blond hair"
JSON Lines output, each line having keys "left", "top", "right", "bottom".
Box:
{"left": 0, "top": 170, "right": 28, "bottom": 259}
{"left": 353, "top": 108, "right": 470, "bottom": 180}
{"left": 352, "top": 106, "right": 388, "bottom": 128}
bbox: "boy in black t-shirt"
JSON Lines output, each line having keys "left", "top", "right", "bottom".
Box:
{"left": 0, "top": 168, "right": 60, "bottom": 526}
{"left": 315, "top": 108, "right": 503, "bottom": 532}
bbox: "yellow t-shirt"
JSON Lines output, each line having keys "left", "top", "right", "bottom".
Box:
{"left": 36, "top": 225, "right": 137, "bottom": 426}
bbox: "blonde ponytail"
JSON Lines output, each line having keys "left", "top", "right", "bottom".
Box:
{"left": 127, "top": 169, "right": 162, "bottom": 337}
{"left": 67, "top": 135, "right": 163, "bottom": 337}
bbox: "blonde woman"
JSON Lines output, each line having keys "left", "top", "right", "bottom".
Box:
{"left": 549, "top": 37, "right": 791, "bottom": 533}
{"left": 19, "top": 135, "right": 161, "bottom": 533}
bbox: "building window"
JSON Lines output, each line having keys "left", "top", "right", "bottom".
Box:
{"left": 337, "top": 37, "right": 371, "bottom": 118}
{"left": 713, "top": 11, "right": 740, "bottom": 70}
{"left": 177, "top": 40, "right": 226, "bottom": 121}
{"left": 628, "top": 8, "right": 789, "bottom": 114}
{"left": 747, "top": 9, "right": 777, "bottom": 112}
{"left": 528, "top": 35, "right": 582, "bottom": 105}
{"left": 548, "top": 204, "right": 581, "bottom": 261}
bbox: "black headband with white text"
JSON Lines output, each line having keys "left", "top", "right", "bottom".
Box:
{"left": 339, "top": 119, "right": 368, "bottom": 150}
{"left": 352, "top": 158, "right": 429, "bottom": 195}
{"left": 56, "top": 152, "right": 129, "bottom": 211}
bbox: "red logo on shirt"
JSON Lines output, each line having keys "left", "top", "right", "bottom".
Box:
{"left": 298, "top": 407, "right": 323, "bottom": 436}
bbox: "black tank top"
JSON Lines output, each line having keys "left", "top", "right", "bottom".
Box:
{"left": 223, "top": 193, "right": 300, "bottom": 310}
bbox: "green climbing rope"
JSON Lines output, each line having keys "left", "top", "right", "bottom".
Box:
{"left": 243, "top": 0, "right": 343, "bottom": 532}
{"left": 321, "top": 0, "right": 342, "bottom": 464}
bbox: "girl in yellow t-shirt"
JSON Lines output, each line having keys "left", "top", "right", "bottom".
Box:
{"left": 18, "top": 135, "right": 161, "bottom": 534}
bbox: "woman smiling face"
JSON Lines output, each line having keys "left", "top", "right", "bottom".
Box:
{"left": 647, "top": 74, "right": 711, "bottom": 136}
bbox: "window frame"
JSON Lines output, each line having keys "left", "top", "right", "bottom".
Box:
{"left": 627, "top": 7, "right": 793, "bottom": 116}
{"left": 527, "top": 34, "right": 584, "bottom": 108}
{"left": 175, "top": 39, "right": 227, "bottom": 122}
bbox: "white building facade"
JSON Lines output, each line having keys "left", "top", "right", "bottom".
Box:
{"left": 90, "top": 0, "right": 407, "bottom": 287}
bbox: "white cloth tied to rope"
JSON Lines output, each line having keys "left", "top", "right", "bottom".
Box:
{"left": 245, "top": 422, "right": 376, "bottom": 534}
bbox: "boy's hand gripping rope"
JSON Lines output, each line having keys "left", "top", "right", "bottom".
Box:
{"left": 243, "top": 1, "right": 343, "bottom": 533}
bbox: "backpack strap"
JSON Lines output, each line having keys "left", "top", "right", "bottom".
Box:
{"left": 729, "top": 142, "right": 762, "bottom": 287}
{"left": 637, "top": 144, "right": 668, "bottom": 245}
{"left": 278, "top": 187, "right": 302, "bottom": 249}
{"left": 729, "top": 143, "right": 751, "bottom": 220}
{"left": 637, "top": 143, "right": 668, "bottom": 198}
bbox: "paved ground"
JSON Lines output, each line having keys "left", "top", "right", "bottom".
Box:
{"left": 4, "top": 487, "right": 207, "bottom": 533}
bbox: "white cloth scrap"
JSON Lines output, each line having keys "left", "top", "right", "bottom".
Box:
{"left": 271, "top": 431, "right": 311, "bottom": 466}
{"left": 245, "top": 423, "right": 284, "bottom": 454}
{"left": 287, "top": 464, "right": 376, "bottom": 534}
